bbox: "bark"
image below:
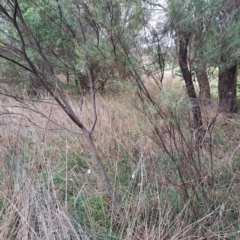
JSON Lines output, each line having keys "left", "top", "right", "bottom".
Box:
{"left": 218, "top": 64, "right": 238, "bottom": 113}
{"left": 194, "top": 59, "right": 211, "bottom": 102}
{"left": 66, "top": 71, "right": 70, "bottom": 84}
{"left": 179, "top": 36, "right": 203, "bottom": 144}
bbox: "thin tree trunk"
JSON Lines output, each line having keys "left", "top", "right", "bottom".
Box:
{"left": 178, "top": 36, "right": 204, "bottom": 146}
{"left": 194, "top": 59, "right": 211, "bottom": 102}
{"left": 218, "top": 64, "right": 238, "bottom": 113}
{"left": 82, "top": 129, "right": 122, "bottom": 215}
{"left": 66, "top": 71, "right": 70, "bottom": 84}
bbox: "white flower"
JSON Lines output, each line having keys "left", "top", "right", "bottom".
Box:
{"left": 87, "top": 169, "right": 91, "bottom": 175}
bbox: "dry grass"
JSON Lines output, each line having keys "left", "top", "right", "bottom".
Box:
{"left": 0, "top": 149, "right": 88, "bottom": 239}
{"left": 141, "top": 72, "right": 183, "bottom": 93}
{"left": 0, "top": 80, "right": 240, "bottom": 239}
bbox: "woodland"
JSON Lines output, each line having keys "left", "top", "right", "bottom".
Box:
{"left": 0, "top": 0, "right": 240, "bottom": 239}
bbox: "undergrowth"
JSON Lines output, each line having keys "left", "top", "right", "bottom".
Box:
{"left": 0, "top": 82, "right": 240, "bottom": 239}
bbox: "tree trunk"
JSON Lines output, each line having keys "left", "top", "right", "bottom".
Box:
{"left": 178, "top": 36, "right": 203, "bottom": 131}
{"left": 218, "top": 64, "right": 238, "bottom": 113}
{"left": 66, "top": 71, "right": 70, "bottom": 84}
{"left": 194, "top": 59, "right": 211, "bottom": 102}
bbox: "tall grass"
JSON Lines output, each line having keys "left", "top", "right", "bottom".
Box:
{"left": 0, "top": 80, "right": 240, "bottom": 239}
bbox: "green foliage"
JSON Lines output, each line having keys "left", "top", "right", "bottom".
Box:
{"left": 204, "top": 0, "right": 240, "bottom": 68}
{"left": 60, "top": 82, "right": 82, "bottom": 95}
